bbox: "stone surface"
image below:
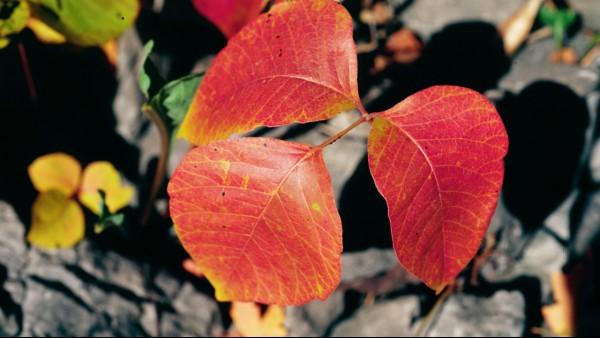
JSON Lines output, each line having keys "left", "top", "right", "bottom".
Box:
{"left": 401, "top": 0, "right": 522, "bottom": 39}
{"left": 426, "top": 291, "right": 526, "bottom": 337}
{"left": 331, "top": 296, "right": 419, "bottom": 337}
{"left": 0, "top": 201, "right": 222, "bottom": 337}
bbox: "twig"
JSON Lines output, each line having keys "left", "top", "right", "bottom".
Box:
{"left": 17, "top": 42, "right": 37, "bottom": 101}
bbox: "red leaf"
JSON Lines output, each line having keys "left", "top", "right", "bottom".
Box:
{"left": 167, "top": 138, "right": 342, "bottom": 304}
{"left": 191, "top": 0, "right": 266, "bottom": 39}
{"left": 179, "top": 0, "right": 360, "bottom": 145}
{"left": 367, "top": 86, "right": 508, "bottom": 292}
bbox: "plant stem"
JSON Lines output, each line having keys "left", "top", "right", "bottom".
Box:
{"left": 17, "top": 42, "right": 37, "bottom": 101}
{"left": 140, "top": 104, "right": 170, "bottom": 226}
{"left": 414, "top": 285, "right": 454, "bottom": 337}
{"left": 314, "top": 115, "right": 369, "bottom": 150}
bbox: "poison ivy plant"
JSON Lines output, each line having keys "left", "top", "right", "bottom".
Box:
{"left": 1, "top": 0, "right": 139, "bottom": 48}
{"left": 191, "top": 0, "right": 267, "bottom": 39}
{"left": 0, "top": 0, "right": 30, "bottom": 48}
{"left": 27, "top": 153, "right": 133, "bottom": 249}
{"left": 168, "top": 0, "right": 509, "bottom": 304}
{"left": 539, "top": 3, "right": 577, "bottom": 48}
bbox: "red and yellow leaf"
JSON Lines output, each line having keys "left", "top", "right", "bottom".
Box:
{"left": 542, "top": 272, "right": 576, "bottom": 336}
{"left": 28, "top": 153, "right": 81, "bottom": 196}
{"left": 168, "top": 138, "right": 342, "bottom": 305}
{"left": 191, "top": 0, "right": 266, "bottom": 39}
{"left": 367, "top": 86, "right": 508, "bottom": 292}
{"left": 179, "top": 0, "right": 360, "bottom": 145}
{"left": 230, "top": 302, "right": 287, "bottom": 337}
{"left": 27, "top": 190, "right": 85, "bottom": 249}
{"left": 78, "top": 162, "right": 134, "bottom": 215}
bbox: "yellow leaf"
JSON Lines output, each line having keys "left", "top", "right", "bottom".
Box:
{"left": 231, "top": 302, "right": 287, "bottom": 337}
{"left": 542, "top": 272, "right": 576, "bottom": 337}
{"left": 0, "top": 38, "right": 9, "bottom": 49}
{"left": 27, "top": 17, "right": 66, "bottom": 44}
{"left": 28, "top": 153, "right": 81, "bottom": 196}
{"left": 78, "top": 162, "right": 133, "bottom": 215}
{"left": 28, "top": 190, "right": 85, "bottom": 249}
{"left": 0, "top": 0, "right": 30, "bottom": 39}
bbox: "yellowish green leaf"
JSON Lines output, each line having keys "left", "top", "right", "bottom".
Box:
{"left": 27, "top": 16, "right": 66, "bottom": 44}
{"left": 28, "top": 153, "right": 81, "bottom": 196}
{"left": 0, "top": 0, "right": 30, "bottom": 46}
{"left": 28, "top": 0, "right": 139, "bottom": 46}
{"left": 78, "top": 162, "right": 133, "bottom": 215}
{"left": 28, "top": 190, "right": 85, "bottom": 250}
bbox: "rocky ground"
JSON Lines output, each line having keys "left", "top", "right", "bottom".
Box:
{"left": 2, "top": 0, "right": 600, "bottom": 336}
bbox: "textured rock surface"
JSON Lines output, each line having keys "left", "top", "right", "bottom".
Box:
{"left": 0, "top": 201, "right": 222, "bottom": 337}
{"left": 331, "top": 296, "right": 419, "bottom": 337}
{"left": 426, "top": 291, "right": 526, "bottom": 337}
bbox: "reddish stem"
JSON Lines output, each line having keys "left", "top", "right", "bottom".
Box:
{"left": 18, "top": 42, "right": 37, "bottom": 101}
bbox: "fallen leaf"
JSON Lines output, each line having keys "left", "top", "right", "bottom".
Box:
{"left": 28, "top": 0, "right": 139, "bottom": 46}
{"left": 542, "top": 272, "right": 576, "bottom": 337}
{"left": 359, "top": 1, "right": 393, "bottom": 25}
{"left": 0, "top": 0, "right": 30, "bottom": 47}
{"left": 230, "top": 302, "right": 287, "bottom": 337}
{"left": 191, "top": 0, "right": 266, "bottom": 39}
{"left": 27, "top": 190, "right": 85, "bottom": 249}
{"left": 101, "top": 39, "right": 119, "bottom": 66}
{"left": 27, "top": 16, "right": 66, "bottom": 44}
{"left": 550, "top": 46, "right": 578, "bottom": 64}
{"left": 78, "top": 162, "right": 134, "bottom": 215}
{"left": 183, "top": 258, "right": 205, "bottom": 278}
{"left": 168, "top": 138, "right": 342, "bottom": 304}
{"left": 367, "top": 86, "right": 508, "bottom": 292}
{"left": 28, "top": 152, "right": 81, "bottom": 196}
{"left": 500, "top": 0, "right": 544, "bottom": 55}
{"left": 385, "top": 28, "right": 423, "bottom": 64}
{"left": 179, "top": 0, "right": 361, "bottom": 145}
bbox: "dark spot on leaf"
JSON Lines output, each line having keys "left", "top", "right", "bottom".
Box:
{"left": 275, "top": 35, "right": 280, "bottom": 39}
{"left": 222, "top": 225, "right": 227, "bottom": 229}
{"left": 221, "top": 191, "right": 226, "bottom": 197}
{"left": 213, "top": 147, "right": 218, "bottom": 152}
{"left": 278, "top": 49, "right": 283, "bottom": 57}
{"left": 263, "top": 143, "right": 267, "bottom": 147}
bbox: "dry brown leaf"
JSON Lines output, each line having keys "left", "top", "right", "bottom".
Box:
{"left": 500, "top": 0, "right": 545, "bottom": 55}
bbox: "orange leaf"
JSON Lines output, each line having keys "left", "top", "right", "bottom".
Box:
{"left": 367, "top": 86, "right": 508, "bottom": 292}
{"left": 27, "top": 190, "right": 85, "bottom": 249}
{"left": 191, "top": 0, "right": 266, "bottom": 39}
{"left": 230, "top": 302, "right": 287, "bottom": 337}
{"left": 542, "top": 272, "right": 576, "bottom": 336}
{"left": 168, "top": 138, "right": 342, "bottom": 305}
{"left": 183, "top": 258, "right": 205, "bottom": 278}
{"left": 78, "top": 162, "right": 134, "bottom": 215}
{"left": 28, "top": 153, "right": 81, "bottom": 196}
{"left": 179, "top": 0, "right": 360, "bottom": 145}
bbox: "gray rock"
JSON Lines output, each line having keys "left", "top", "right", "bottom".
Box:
{"left": 286, "top": 290, "right": 345, "bottom": 336}
{"left": 571, "top": 0, "right": 600, "bottom": 31}
{"left": 401, "top": 0, "right": 523, "bottom": 39}
{"left": 0, "top": 201, "right": 223, "bottom": 337}
{"left": 481, "top": 201, "right": 567, "bottom": 298}
{"left": 331, "top": 296, "right": 419, "bottom": 337}
{"left": 341, "top": 248, "right": 398, "bottom": 283}
{"left": 426, "top": 290, "right": 525, "bottom": 337}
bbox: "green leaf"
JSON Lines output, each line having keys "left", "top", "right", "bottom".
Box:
{"left": 94, "top": 190, "right": 125, "bottom": 234}
{"left": 139, "top": 40, "right": 165, "bottom": 99}
{"left": 0, "top": 0, "right": 30, "bottom": 48}
{"left": 538, "top": 4, "right": 577, "bottom": 47}
{"left": 150, "top": 73, "right": 203, "bottom": 131}
{"left": 28, "top": 0, "right": 139, "bottom": 46}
